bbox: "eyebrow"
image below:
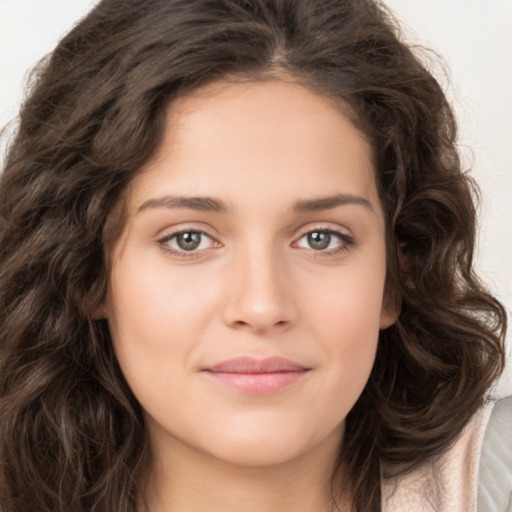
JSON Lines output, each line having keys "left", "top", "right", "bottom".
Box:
{"left": 137, "top": 193, "right": 374, "bottom": 214}
{"left": 137, "top": 196, "right": 228, "bottom": 213}
{"left": 292, "top": 193, "right": 374, "bottom": 213}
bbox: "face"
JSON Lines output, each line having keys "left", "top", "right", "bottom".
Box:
{"left": 105, "top": 79, "right": 396, "bottom": 469}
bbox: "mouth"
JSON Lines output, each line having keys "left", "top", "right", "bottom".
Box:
{"left": 201, "top": 356, "right": 311, "bottom": 394}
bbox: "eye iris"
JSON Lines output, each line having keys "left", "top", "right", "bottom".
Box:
{"left": 177, "top": 232, "right": 201, "bottom": 251}
{"left": 307, "top": 231, "right": 331, "bottom": 250}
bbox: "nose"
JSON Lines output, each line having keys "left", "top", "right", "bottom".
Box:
{"left": 222, "top": 246, "right": 298, "bottom": 334}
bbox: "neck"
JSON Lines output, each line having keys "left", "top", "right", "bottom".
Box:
{"left": 141, "top": 426, "right": 353, "bottom": 512}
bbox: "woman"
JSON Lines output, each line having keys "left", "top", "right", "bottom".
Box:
{"left": 0, "top": 1, "right": 508, "bottom": 511}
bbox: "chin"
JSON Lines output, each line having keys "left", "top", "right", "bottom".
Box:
{"left": 200, "top": 422, "right": 343, "bottom": 469}
{"left": 210, "top": 440, "right": 311, "bottom": 468}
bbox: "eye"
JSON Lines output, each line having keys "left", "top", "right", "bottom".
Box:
{"left": 295, "top": 229, "right": 353, "bottom": 253}
{"left": 158, "top": 230, "right": 218, "bottom": 255}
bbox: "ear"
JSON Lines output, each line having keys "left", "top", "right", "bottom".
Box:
{"left": 88, "top": 294, "right": 110, "bottom": 320}
{"left": 379, "top": 302, "right": 399, "bottom": 329}
{"left": 91, "top": 304, "right": 109, "bottom": 320}
{"left": 379, "top": 275, "right": 401, "bottom": 330}
{"left": 379, "top": 244, "right": 407, "bottom": 329}
{"left": 81, "top": 275, "right": 112, "bottom": 321}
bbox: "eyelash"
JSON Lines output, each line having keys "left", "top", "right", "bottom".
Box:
{"left": 293, "top": 228, "right": 355, "bottom": 257}
{"left": 156, "top": 227, "right": 355, "bottom": 259}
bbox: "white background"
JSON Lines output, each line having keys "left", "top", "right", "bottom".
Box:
{"left": 1, "top": 0, "right": 511, "bottom": 395}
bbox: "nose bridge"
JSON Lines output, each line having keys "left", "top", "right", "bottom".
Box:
{"left": 222, "top": 236, "right": 296, "bottom": 332}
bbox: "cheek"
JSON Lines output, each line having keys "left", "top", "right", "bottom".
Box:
{"left": 106, "top": 252, "right": 218, "bottom": 406}
{"left": 303, "top": 259, "right": 386, "bottom": 390}
{"left": 109, "top": 250, "right": 216, "bottom": 338}
{"left": 306, "top": 252, "right": 387, "bottom": 334}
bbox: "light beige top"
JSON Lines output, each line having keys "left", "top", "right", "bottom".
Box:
{"left": 381, "top": 399, "right": 506, "bottom": 512}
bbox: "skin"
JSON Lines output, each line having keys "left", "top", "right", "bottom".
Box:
{"left": 105, "top": 78, "right": 397, "bottom": 512}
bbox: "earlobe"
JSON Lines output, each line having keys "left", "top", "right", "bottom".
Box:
{"left": 81, "top": 282, "right": 111, "bottom": 320}
{"left": 378, "top": 246, "right": 406, "bottom": 329}
{"left": 379, "top": 294, "right": 401, "bottom": 330}
{"left": 91, "top": 305, "right": 108, "bottom": 320}
{"left": 379, "top": 307, "right": 398, "bottom": 330}
{"left": 89, "top": 296, "right": 110, "bottom": 320}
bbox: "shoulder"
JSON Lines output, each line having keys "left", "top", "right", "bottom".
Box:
{"left": 478, "top": 395, "right": 512, "bottom": 512}
{"left": 382, "top": 397, "right": 510, "bottom": 512}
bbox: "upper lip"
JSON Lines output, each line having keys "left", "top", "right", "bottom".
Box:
{"left": 204, "top": 356, "right": 309, "bottom": 373}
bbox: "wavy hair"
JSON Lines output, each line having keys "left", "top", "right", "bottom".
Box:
{"left": 0, "top": 0, "right": 507, "bottom": 511}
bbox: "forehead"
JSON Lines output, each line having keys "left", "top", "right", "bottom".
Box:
{"left": 128, "top": 79, "right": 380, "bottom": 214}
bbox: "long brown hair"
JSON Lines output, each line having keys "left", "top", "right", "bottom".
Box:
{"left": 0, "top": 1, "right": 507, "bottom": 511}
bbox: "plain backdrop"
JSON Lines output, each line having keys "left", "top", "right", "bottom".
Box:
{"left": 1, "top": 0, "right": 511, "bottom": 395}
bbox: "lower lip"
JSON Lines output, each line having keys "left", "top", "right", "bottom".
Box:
{"left": 203, "top": 370, "right": 309, "bottom": 394}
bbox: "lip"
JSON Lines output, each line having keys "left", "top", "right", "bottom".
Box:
{"left": 205, "top": 356, "right": 309, "bottom": 373}
{"left": 202, "top": 357, "right": 311, "bottom": 394}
